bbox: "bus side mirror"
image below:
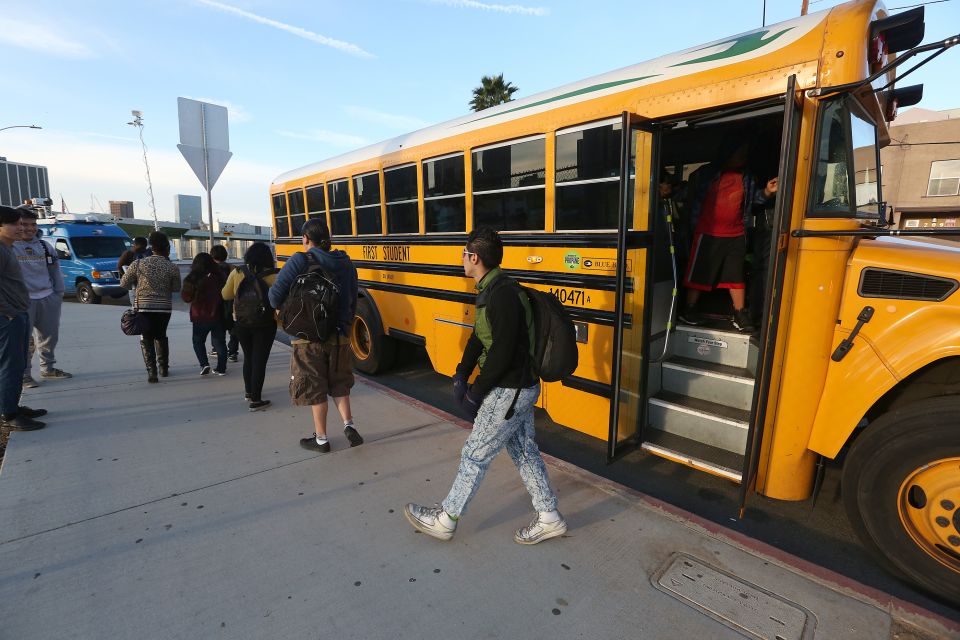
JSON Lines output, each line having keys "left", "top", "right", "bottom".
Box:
{"left": 887, "top": 204, "right": 895, "bottom": 227}
{"left": 56, "top": 249, "right": 70, "bottom": 260}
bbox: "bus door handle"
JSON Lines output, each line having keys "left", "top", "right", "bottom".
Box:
{"left": 831, "top": 306, "right": 874, "bottom": 362}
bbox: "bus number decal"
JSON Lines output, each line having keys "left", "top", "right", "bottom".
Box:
{"left": 362, "top": 245, "right": 378, "bottom": 260}
{"left": 549, "top": 287, "right": 589, "bottom": 306}
{"left": 381, "top": 245, "right": 410, "bottom": 262}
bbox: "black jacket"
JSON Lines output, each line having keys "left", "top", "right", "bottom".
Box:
{"left": 456, "top": 273, "right": 535, "bottom": 397}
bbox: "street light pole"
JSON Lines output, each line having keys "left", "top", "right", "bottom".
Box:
{"left": 0, "top": 125, "right": 42, "bottom": 133}
{"left": 126, "top": 111, "right": 160, "bottom": 232}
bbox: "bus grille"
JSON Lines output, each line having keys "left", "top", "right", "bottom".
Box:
{"left": 858, "top": 268, "right": 958, "bottom": 302}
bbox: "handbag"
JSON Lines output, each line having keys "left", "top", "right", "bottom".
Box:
{"left": 121, "top": 308, "right": 149, "bottom": 336}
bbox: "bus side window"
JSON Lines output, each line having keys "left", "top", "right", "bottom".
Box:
{"left": 328, "top": 179, "right": 352, "bottom": 236}
{"left": 473, "top": 136, "right": 546, "bottom": 232}
{"left": 423, "top": 153, "right": 466, "bottom": 233}
{"left": 556, "top": 119, "right": 622, "bottom": 231}
{"left": 288, "top": 188, "right": 307, "bottom": 237}
{"left": 272, "top": 193, "right": 290, "bottom": 237}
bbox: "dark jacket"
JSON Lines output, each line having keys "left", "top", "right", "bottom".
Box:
{"left": 268, "top": 247, "right": 358, "bottom": 337}
{"left": 456, "top": 269, "right": 535, "bottom": 397}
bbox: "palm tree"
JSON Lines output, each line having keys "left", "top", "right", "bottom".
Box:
{"left": 469, "top": 74, "right": 519, "bottom": 112}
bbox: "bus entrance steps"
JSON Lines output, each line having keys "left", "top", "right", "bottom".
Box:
{"left": 646, "top": 325, "right": 759, "bottom": 474}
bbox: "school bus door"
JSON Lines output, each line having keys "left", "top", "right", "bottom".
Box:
{"left": 608, "top": 114, "right": 654, "bottom": 460}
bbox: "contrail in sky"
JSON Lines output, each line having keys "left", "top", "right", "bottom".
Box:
{"left": 429, "top": 0, "right": 549, "bottom": 16}
{"left": 196, "top": 0, "right": 375, "bottom": 59}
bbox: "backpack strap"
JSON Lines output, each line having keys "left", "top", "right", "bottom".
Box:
{"left": 503, "top": 284, "right": 534, "bottom": 421}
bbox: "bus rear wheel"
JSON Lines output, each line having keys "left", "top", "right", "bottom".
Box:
{"left": 76, "top": 281, "right": 102, "bottom": 304}
{"left": 842, "top": 396, "right": 960, "bottom": 604}
{"left": 351, "top": 298, "right": 395, "bottom": 374}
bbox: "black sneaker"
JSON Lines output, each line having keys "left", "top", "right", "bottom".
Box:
{"left": 18, "top": 406, "right": 47, "bottom": 419}
{"left": 248, "top": 400, "right": 271, "bottom": 412}
{"left": 344, "top": 425, "right": 364, "bottom": 447}
{"left": 228, "top": 354, "right": 239, "bottom": 363}
{"left": 200, "top": 365, "right": 211, "bottom": 376}
{"left": 732, "top": 308, "right": 754, "bottom": 333}
{"left": 1, "top": 414, "right": 45, "bottom": 431}
{"left": 678, "top": 308, "right": 704, "bottom": 326}
{"left": 244, "top": 393, "right": 252, "bottom": 401}
{"left": 300, "top": 436, "right": 330, "bottom": 453}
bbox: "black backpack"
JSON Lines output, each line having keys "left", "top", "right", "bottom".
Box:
{"left": 234, "top": 267, "right": 278, "bottom": 328}
{"left": 280, "top": 252, "right": 340, "bottom": 342}
{"left": 518, "top": 285, "right": 579, "bottom": 382}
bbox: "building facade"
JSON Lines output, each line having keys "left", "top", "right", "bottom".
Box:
{"left": 881, "top": 107, "right": 960, "bottom": 231}
{"left": 109, "top": 200, "right": 134, "bottom": 218}
{"left": 0, "top": 157, "right": 49, "bottom": 208}
{"left": 175, "top": 194, "right": 202, "bottom": 227}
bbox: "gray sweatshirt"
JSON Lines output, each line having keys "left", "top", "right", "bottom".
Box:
{"left": 12, "top": 234, "right": 64, "bottom": 299}
{"left": 0, "top": 242, "right": 30, "bottom": 317}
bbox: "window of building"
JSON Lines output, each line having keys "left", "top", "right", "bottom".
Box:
{"left": 327, "top": 179, "right": 352, "bottom": 236}
{"left": 306, "top": 184, "right": 326, "bottom": 221}
{"left": 472, "top": 136, "right": 545, "bottom": 231}
{"left": 353, "top": 171, "right": 382, "bottom": 235}
{"left": 384, "top": 164, "right": 419, "bottom": 234}
{"left": 927, "top": 159, "right": 960, "bottom": 197}
{"left": 272, "top": 193, "right": 290, "bottom": 237}
{"left": 288, "top": 188, "right": 307, "bottom": 237}
{"left": 556, "top": 119, "right": 622, "bottom": 230}
{"left": 423, "top": 153, "right": 466, "bottom": 233}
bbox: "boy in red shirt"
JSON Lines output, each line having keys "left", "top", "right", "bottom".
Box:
{"left": 680, "top": 139, "right": 777, "bottom": 332}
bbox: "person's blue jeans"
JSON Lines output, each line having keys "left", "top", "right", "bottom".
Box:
{"left": 192, "top": 322, "right": 227, "bottom": 373}
{"left": 0, "top": 312, "right": 30, "bottom": 415}
{"left": 442, "top": 383, "right": 558, "bottom": 518}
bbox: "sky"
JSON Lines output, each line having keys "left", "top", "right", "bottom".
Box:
{"left": 2, "top": 0, "right": 959, "bottom": 228}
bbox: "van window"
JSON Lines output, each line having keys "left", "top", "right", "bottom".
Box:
{"left": 69, "top": 236, "right": 128, "bottom": 259}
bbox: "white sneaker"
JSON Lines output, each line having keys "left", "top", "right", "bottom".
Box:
{"left": 404, "top": 503, "right": 456, "bottom": 541}
{"left": 514, "top": 512, "right": 567, "bottom": 545}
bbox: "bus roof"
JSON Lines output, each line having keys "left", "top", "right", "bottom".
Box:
{"left": 273, "top": 2, "right": 864, "bottom": 187}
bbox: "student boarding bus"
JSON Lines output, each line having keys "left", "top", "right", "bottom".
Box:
{"left": 271, "top": 1, "right": 960, "bottom": 602}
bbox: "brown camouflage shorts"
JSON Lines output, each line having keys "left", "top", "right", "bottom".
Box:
{"left": 289, "top": 341, "right": 354, "bottom": 405}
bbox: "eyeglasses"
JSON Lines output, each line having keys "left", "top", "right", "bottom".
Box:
{"left": 462, "top": 249, "right": 476, "bottom": 258}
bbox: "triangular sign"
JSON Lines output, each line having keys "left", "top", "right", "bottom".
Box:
{"left": 177, "top": 144, "right": 233, "bottom": 190}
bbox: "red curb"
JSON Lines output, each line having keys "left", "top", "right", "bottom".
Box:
{"left": 358, "top": 374, "right": 960, "bottom": 635}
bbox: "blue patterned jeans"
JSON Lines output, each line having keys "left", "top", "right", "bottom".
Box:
{"left": 442, "top": 383, "right": 558, "bottom": 518}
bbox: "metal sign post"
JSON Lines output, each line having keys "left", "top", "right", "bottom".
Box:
{"left": 177, "top": 98, "right": 232, "bottom": 249}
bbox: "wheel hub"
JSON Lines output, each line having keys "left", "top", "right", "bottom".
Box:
{"left": 352, "top": 317, "right": 371, "bottom": 359}
{"left": 899, "top": 457, "right": 960, "bottom": 570}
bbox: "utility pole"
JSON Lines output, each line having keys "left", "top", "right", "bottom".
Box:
{"left": 126, "top": 111, "right": 160, "bottom": 231}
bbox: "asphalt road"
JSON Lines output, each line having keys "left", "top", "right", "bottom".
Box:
{"left": 82, "top": 283, "right": 960, "bottom": 622}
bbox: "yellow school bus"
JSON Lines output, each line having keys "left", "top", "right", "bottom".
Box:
{"left": 271, "top": 1, "right": 960, "bottom": 601}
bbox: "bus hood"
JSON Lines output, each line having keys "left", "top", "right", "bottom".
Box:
{"left": 851, "top": 236, "right": 960, "bottom": 283}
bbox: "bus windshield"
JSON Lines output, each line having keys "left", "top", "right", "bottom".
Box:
{"left": 812, "top": 97, "right": 881, "bottom": 217}
{"left": 69, "top": 236, "right": 129, "bottom": 259}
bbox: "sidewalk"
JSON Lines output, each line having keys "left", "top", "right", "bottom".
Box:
{"left": 0, "top": 303, "right": 956, "bottom": 639}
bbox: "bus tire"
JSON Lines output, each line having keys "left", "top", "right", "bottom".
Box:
{"left": 842, "top": 395, "right": 960, "bottom": 604}
{"left": 76, "top": 281, "right": 102, "bottom": 304}
{"left": 351, "top": 297, "right": 395, "bottom": 374}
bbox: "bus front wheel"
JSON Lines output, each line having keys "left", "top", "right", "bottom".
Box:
{"left": 76, "top": 281, "right": 102, "bottom": 304}
{"left": 351, "top": 298, "right": 395, "bottom": 374}
{"left": 842, "top": 396, "right": 960, "bottom": 604}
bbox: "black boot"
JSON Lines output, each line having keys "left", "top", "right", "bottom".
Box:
{"left": 155, "top": 337, "right": 169, "bottom": 377}
{"left": 140, "top": 339, "right": 159, "bottom": 383}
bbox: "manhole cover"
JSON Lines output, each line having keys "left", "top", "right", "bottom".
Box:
{"left": 653, "top": 554, "right": 814, "bottom": 640}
